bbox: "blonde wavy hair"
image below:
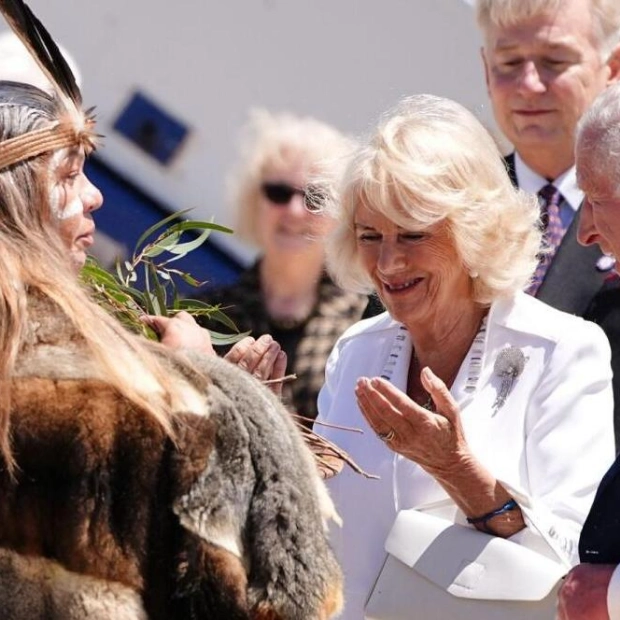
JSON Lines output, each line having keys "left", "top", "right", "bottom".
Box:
{"left": 476, "top": 0, "right": 620, "bottom": 60}
{"left": 325, "top": 94, "right": 542, "bottom": 306}
{"left": 0, "top": 82, "right": 199, "bottom": 474}
{"left": 230, "top": 108, "right": 355, "bottom": 248}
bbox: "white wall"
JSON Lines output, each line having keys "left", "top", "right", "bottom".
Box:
{"left": 4, "top": 0, "right": 496, "bottom": 263}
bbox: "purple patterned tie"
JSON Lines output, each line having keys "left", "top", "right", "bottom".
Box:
{"left": 526, "top": 184, "right": 566, "bottom": 296}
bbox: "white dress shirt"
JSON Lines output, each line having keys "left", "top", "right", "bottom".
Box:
{"left": 315, "top": 292, "right": 614, "bottom": 619}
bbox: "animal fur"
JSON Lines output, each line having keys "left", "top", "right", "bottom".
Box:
{"left": 0, "top": 291, "right": 343, "bottom": 619}
{"left": 0, "top": 549, "right": 146, "bottom": 620}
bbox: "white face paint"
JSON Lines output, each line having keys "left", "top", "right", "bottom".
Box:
{"left": 48, "top": 147, "right": 84, "bottom": 220}
{"left": 56, "top": 194, "right": 84, "bottom": 220}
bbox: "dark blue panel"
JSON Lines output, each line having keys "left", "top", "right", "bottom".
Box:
{"left": 113, "top": 91, "right": 189, "bottom": 165}
{"left": 85, "top": 156, "right": 242, "bottom": 294}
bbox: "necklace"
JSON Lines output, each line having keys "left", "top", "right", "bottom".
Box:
{"left": 409, "top": 354, "right": 435, "bottom": 411}
{"left": 379, "top": 320, "right": 488, "bottom": 406}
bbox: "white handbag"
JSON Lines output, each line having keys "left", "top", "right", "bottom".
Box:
{"left": 365, "top": 509, "right": 566, "bottom": 620}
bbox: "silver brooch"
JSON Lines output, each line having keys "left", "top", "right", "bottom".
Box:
{"left": 493, "top": 346, "right": 526, "bottom": 412}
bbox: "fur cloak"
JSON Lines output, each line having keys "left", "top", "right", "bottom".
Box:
{"left": 0, "top": 291, "right": 342, "bottom": 619}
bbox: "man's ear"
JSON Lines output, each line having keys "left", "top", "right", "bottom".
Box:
{"left": 606, "top": 42, "right": 620, "bottom": 84}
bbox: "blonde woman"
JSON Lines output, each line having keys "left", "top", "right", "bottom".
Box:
{"left": 315, "top": 95, "right": 614, "bottom": 618}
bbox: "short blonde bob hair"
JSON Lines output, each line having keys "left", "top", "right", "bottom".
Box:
{"left": 325, "top": 94, "right": 541, "bottom": 306}
{"left": 230, "top": 108, "right": 355, "bottom": 248}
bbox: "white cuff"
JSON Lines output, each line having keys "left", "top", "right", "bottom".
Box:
{"left": 607, "top": 564, "right": 620, "bottom": 620}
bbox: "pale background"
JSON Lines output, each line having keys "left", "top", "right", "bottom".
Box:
{"left": 0, "top": 0, "right": 499, "bottom": 264}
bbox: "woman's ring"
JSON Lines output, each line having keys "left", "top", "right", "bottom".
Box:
{"left": 378, "top": 428, "right": 395, "bottom": 442}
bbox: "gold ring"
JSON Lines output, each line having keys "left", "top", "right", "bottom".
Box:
{"left": 378, "top": 428, "right": 395, "bottom": 442}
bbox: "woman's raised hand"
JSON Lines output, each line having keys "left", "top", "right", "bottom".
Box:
{"left": 354, "top": 367, "right": 469, "bottom": 476}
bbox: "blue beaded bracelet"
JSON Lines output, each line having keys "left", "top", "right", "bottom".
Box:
{"left": 466, "top": 498, "right": 518, "bottom": 532}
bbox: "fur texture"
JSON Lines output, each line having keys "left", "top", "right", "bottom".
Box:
{"left": 0, "top": 549, "right": 146, "bottom": 620}
{"left": 0, "top": 292, "right": 342, "bottom": 619}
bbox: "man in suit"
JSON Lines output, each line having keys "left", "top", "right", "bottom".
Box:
{"left": 557, "top": 81, "right": 620, "bottom": 620}
{"left": 476, "top": 0, "right": 620, "bottom": 449}
{"left": 476, "top": 0, "right": 620, "bottom": 314}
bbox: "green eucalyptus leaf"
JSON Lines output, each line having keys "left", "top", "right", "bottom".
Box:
{"left": 145, "top": 293, "right": 159, "bottom": 315}
{"left": 207, "top": 308, "right": 241, "bottom": 331}
{"left": 174, "top": 298, "right": 219, "bottom": 310}
{"left": 117, "top": 285, "right": 147, "bottom": 307}
{"left": 81, "top": 265, "right": 120, "bottom": 288}
{"left": 164, "top": 268, "right": 207, "bottom": 288}
{"left": 174, "top": 301, "right": 240, "bottom": 332}
{"left": 134, "top": 208, "right": 192, "bottom": 250}
{"left": 82, "top": 212, "right": 239, "bottom": 343}
{"left": 209, "top": 330, "right": 252, "bottom": 347}
{"left": 149, "top": 262, "right": 168, "bottom": 317}
{"left": 166, "top": 220, "right": 233, "bottom": 235}
{"left": 142, "top": 230, "right": 183, "bottom": 258}
{"left": 116, "top": 259, "right": 126, "bottom": 283}
{"left": 82, "top": 258, "right": 111, "bottom": 276}
{"left": 142, "top": 264, "right": 155, "bottom": 314}
{"left": 164, "top": 228, "right": 212, "bottom": 259}
{"left": 105, "top": 290, "right": 135, "bottom": 305}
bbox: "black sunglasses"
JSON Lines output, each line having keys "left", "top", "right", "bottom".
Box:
{"left": 261, "top": 182, "right": 326, "bottom": 212}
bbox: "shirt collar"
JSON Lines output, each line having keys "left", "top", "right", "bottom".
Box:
{"left": 513, "top": 153, "right": 583, "bottom": 212}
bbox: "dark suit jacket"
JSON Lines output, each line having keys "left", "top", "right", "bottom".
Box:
{"left": 504, "top": 153, "right": 607, "bottom": 315}
{"left": 584, "top": 277, "right": 620, "bottom": 451}
{"left": 505, "top": 153, "right": 620, "bottom": 451}
{"left": 580, "top": 455, "right": 620, "bottom": 563}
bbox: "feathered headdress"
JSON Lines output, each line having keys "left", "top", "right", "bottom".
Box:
{"left": 0, "top": 0, "right": 98, "bottom": 171}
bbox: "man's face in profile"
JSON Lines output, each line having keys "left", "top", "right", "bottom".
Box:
{"left": 577, "top": 141, "right": 620, "bottom": 267}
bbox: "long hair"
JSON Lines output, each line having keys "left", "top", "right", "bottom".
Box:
{"left": 0, "top": 81, "right": 197, "bottom": 474}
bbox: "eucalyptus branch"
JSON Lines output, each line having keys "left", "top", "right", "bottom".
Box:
{"left": 81, "top": 211, "right": 244, "bottom": 346}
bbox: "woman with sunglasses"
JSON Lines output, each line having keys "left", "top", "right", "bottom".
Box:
{"left": 200, "top": 109, "right": 378, "bottom": 425}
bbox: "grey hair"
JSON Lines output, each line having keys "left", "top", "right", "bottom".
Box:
{"left": 475, "top": 0, "right": 620, "bottom": 60}
{"left": 576, "top": 81, "right": 620, "bottom": 194}
{"left": 325, "top": 94, "right": 542, "bottom": 306}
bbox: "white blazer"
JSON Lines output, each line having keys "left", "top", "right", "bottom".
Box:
{"left": 316, "top": 292, "right": 614, "bottom": 620}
